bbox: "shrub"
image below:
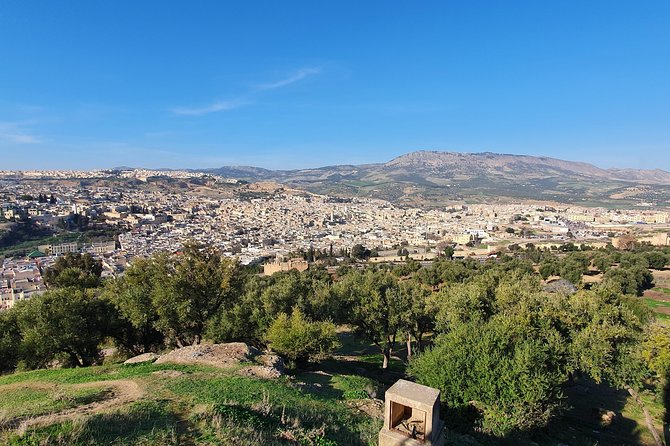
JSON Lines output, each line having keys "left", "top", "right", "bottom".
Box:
{"left": 409, "top": 319, "right": 564, "bottom": 436}
{"left": 266, "top": 309, "right": 340, "bottom": 365}
{"left": 13, "top": 288, "right": 113, "bottom": 368}
{"left": 644, "top": 251, "right": 669, "bottom": 270}
{"left": 0, "top": 310, "right": 20, "bottom": 373}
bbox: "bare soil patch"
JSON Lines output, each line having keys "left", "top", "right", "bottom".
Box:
{"left": 644, "top": 290, "right": 670, "bottom": 302}
{"left": 1, "top": 380, "right": 143, "bottom": 432}
{"left": 151, "top": 370, "right": 184, "bottom": 378}
{"left": 345, "top": 399, "right": 384, "bottom": 419}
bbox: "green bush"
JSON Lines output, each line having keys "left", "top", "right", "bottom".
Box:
{"left": 644, "top": 251, "right": 669, "bottom": 270}
{"left": 266, "top": 309, "right": 340, "bottom": 365}
{"left": 0, "top": 310, "right": 20, "bottom": 373}
{"left": 409, "top": 319, "right": 564, "bottom": 436}
{"left": 13, "top": 288, "right": 114, "bottom": 368}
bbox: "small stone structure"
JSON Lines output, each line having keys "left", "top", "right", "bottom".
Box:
{"left": 379, "top": 379, "right": 444, "bottom": 446}
{"left": 263, "top": 257, "right": 309, "bottom": 275}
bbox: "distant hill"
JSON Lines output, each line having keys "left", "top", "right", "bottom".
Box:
{"left": 201, "top": 151, "right": 670, "bottom": 207}
{"left": 201, "top": 165, "right": 276, "bottom": 179}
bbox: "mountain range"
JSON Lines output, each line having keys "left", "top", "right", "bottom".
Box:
{"left": 196, "top": 151, "right": 670, "bottom": 208}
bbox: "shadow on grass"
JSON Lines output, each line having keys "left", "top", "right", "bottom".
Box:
{"left": 442, "top": 378, "right": 647, "bottom": 446}
{"left": 319, "top": 330, "right": 407, "bottom": 379}
{"left": 197, "top": 402, "right": 371, "bottom": 445}
{"left": 292, "top": 330, "right": 431, "bottom": 406}
{"left": 4, "top": 400, "right": 179, "bottom": 446}
{"left": 538, "top": 379, "right": 643, "bottom": 446}
{"left": 164, "top": 374, "right": 380, "bottom": 445}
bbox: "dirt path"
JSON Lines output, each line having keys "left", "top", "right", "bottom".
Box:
{"left": 1, "top": 379, "right": 144, "bottom": 432}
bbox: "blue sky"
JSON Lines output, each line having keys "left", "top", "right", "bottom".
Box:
{"left": 0, "top": 1, "right": 668, "bottom": 170}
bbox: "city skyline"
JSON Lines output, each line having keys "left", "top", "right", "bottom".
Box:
{"left": 2, "top": 149, "right": 670, "bottom": 176}
{"left": 1, "top": 1, "right": 669, "bottom": 170}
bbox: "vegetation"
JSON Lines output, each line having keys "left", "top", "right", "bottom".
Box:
{"left": 44, "top": 252, "right": 103, "bottom": 289}
{"left": 332, "top": 269, "right": 409, "bottom": 369}
{"left": 0, "top": 361, "right": 381, "bottom": 445}
{"left": 0, "top": 220, "right": 121, "bottom": 258}
{"left": 1, "top": 241, "right": 670, "bottom": 444}
{"left": 14, "top": 288, "right": 113, "bottom": 368}
{"left": 266, "top": 309, "right": 340, "bottom": 365}
{"left": 149, "top": 243, "right": 241, "bottom": 346}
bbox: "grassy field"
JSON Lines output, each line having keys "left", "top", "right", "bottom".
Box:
{"left": 0, "top": 330, "right": 666, "bottom": 445}
{"left": 642, "top": 297, "right": 670, "bottom": 321}
{"left": 645, "top": 271, "right": 670, "bottom": 323}
{"left": 0, "top": 385, "right": 108, "bottom": 420}
{"left": 0, "top": 361, "right": 382, "bottom": 446}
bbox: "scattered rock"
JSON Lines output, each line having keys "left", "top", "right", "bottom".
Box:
{"left": 155, "top": 342, "right": 260, "bottom": 368}
{"left": 238, "top": 365, "right": 283, "bottom": 379}
{"left": 258, "top": 354, "right": 285, "bottom": 373}
{"left": 151, "top": 370, "right": 184, "bottom": 378}
{"left": 596, "top": 409, "right": 618, "bottom": 427}
{"left": 124, "top": 352, "right": 160, "bottom": 365}
{"left": 154, "top": 343, "right": 286, "bottom": 378}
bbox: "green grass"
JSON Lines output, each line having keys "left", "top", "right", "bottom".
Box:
{"left": 642, "top": 298, "right": 670, "bottom": 309}
{"left": 1, "top": 332, "right": 665, "bottom": 446}
{"left": 293, "top": 372, "right": 378, "bottom": 401}
{"left": 0, "top": 385, "right": 107, "bottom": 420}
{"left": 0, "top": 362, "right": 382, "bottom": 446}
{"left": 2, "top": 400, "right": 179, "bottom": 446}
{"left": 331, "top": 375, "right": 375, "bottom": 400}
{"left": 642, "top": 298, "right": 670, "bottom": 321}
{"left": 356, "top": 353, "right": 406, "bottom": 374}
{"left": 0, "top": 362, "right": 213, "bottom": 386}
{"left": 165, "top": 374, "right": 380, "bottom": 443}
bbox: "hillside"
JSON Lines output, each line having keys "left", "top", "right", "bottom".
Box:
{"left": 0, "top": 341, "right": 664, "bottom": 446}
{"left": 0, "top": 341, "right": 388, "bottom": 446}
{"left": 3, "top": 248, "right": 670, "bottom": 445}
{"left": 203, "top": 151, "right": 670, "bottom": 207}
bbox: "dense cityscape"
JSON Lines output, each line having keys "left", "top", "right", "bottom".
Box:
{"left": 2, "top": 168, "right": 669, "bottom": 313}
{"left": 2, "top": 1, "right": 670, "bottom": 445}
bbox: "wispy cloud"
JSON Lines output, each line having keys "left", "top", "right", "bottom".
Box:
{"left": 257, "top": 67, "right": 322, "bottom": 90}
{"left": 171, "top": 99, "right": 249, "bottom": 116}
{"left": 172, "top": 67, "right": 322, "bottom": 117}
{"left": 0, "top": 122, "right": 42, "bottom": 144}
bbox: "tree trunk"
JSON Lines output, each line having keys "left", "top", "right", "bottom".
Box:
{"left": 66, "top": 351, "right": 83, "bottom": 368}
{"left": 406, "top": 333, "right": 412, "bottom": 359}
{"left": 382, "top": 347, "right": 391, "bottom": 370}
{"left": 626, "top": 385, "right": 664, "bottom": 446}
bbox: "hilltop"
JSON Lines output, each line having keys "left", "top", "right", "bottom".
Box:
{"left": 0, "top": 359, "right": 383, "bottom": 445}
{"left": 201, "top": 150, "right": 670, "bottom": 208}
